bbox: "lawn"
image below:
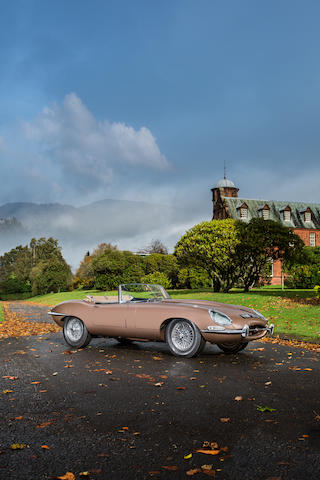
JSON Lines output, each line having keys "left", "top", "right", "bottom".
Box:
{"left": 0, "top": 302, "right": 4, "bottom": 323}
{"left": 22, "top": 287, "right": 320, "bottom": 342}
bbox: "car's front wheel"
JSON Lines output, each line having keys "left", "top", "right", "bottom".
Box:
{"left": 217, "top": 342, "right": 248, "bottom": 354}
{"left": 63, "top": 316, "right": 92, "bottom": 348}
{"left": 166, "top": 319, "right": 205, "bottom": 358}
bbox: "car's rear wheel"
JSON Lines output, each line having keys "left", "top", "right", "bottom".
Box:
{"left": 63, "top": 316, "right": 92, "bottom": 348}
{"left": 217, "top": 342, "right": 248, "bottom": 354}
{"left": 166, "top": 319, "right": 205, "bottom": 358}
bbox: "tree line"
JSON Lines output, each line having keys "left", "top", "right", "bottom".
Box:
{"left": 1, "top": 218, "right": 319, "bottom": 297}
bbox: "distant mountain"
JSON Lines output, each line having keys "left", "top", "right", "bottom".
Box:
{"left": 0, "top": 199, "right": 200, "bottom": 268}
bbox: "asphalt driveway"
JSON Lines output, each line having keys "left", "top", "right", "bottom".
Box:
{"left": 0, "top": 305, "right": 320, "bottom": 479}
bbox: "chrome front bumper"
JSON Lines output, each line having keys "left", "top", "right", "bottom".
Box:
{"left": 202, "top": 323, "right": 274, "bottom": 338}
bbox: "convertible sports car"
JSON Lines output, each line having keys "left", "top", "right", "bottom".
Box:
{"left": 48, "top": 283, "right": 274, "bottom": 357}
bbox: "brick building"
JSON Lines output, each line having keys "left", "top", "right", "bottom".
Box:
{"left": 211, "top": 177, "right": 320, "bottom": 285}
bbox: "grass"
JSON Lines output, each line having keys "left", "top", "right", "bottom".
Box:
{"left": 17, "top": 287, "right": 320, "bottom": 343}
{"left": 0, "top": 302, "right": 4, "bottom": 323}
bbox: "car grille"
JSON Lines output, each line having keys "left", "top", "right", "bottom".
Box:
{"left": 248, "top": 325, "right": 267, "bottom": 336}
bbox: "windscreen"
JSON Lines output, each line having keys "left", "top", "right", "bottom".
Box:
{"left": 120, "top": 284, "right": 170, "bottom": 302}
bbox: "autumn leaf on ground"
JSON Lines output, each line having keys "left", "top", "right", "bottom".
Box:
{"left": 41, "top": 445, "right": 50, "bottom": 449}
{"left": 256, "top": 405, "right": 276, "bottom": 412}
{"left": 202, "top": 442, "right": 218, "bottom": 449}
{"left": 186, "top": 468, "right": 201, "bottom": 476}
{"left": 184, "top": 453, "right": 193, "bottom": 459}
{"left": 154, "top": 382, "right": 164, "bottom": 387}
{"left": 220, "top": 417, "right": 230, "bottom": 423}
{"left": 2, "top": 390, "right": 13, "bottom": 394}
{"left": 13, "top": 416, "right": 23, "bottom": 420}
{"left": 36, "top": 420, "right": 55, "bottom": 428}
{"left": 176, "top": 386, "right": 186, "bottom": 390}
{"left": 79, "top": 472, "right": 90, "bottom": 477}
{"left": 30, "top": 381, "right": 41, "bottom": 384}
{"left": 56, "top": 473, "right": 75, "bottom": 480}
{"left": 10, "top": 444, "right": 26, "bottom": 450}
{"left": 234, "top": 396, "right": 243, "bottom": 401}
{"left": 161, "top": 466, "right": 179, "bottom": 471}
{"left": 195, "top": 449, "right": 220, "bottom": 455}
{"left": 153, "top": 356, "right": 163, "bottom": 360}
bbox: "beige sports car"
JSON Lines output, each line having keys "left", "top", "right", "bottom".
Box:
{"left": 48, "top": 283, "right": 274, "bottom": 357}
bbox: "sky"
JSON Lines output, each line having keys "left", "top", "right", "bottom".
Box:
{"left": 1, "top": 0, "right": 320, "bottom": 263}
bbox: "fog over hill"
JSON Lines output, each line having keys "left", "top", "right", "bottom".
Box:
{"left": 0, "top": 199, "right": 203, "bottom": 270}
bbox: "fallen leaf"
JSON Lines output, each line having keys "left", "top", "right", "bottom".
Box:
{"left": 184, "top": 453, "right": 193, "bottom": 459}
{"left": 13, "top": 416, "right": 23, "bottom": 420}
{"left": 220, "top": 418, "right": 230, "bottom": 423}
{"left": 256, "top": 405, "right": 276, "bottom": 412}
{"left": 186, "top": 469, "right": 201, "bottom": 476}
{"left": 149, "top": 471, "right": 161, "bottom": 476}
{"left": 304, "top": 368, "right": 312, "bottom": 371}
{"left": 2, "top": 390, "right": 13, "bottom": 394}
{"left": 10, "top": 443, "right": 26, "bottom": 450}
{"left": 41, "top": 445, "right": 50, "bottom": 449}
{"left": 195, "top": 449, "right": 220, "bottom": 455}
{"left": 79, "top": 473, "right": 90, "bottom": 477}
{"left": 234, "top": 396, "right": 243, "bottom": 401}
{"left": 153, "top": 356, "right": 162, "bottom": 360}
{"left": 154, "top": 382, "right": 164, "bottom": 387}
{"left": 122, "top": 426, "right": 129, "bottom": 430}
{"left": 57, "top": 473, "right": 76, "bottom": 480}
{"left": 30, "top": 381, "right": 41, "bottom": 385}
{"left": 177, "top": 386, "right": 186, "bottom": 390}
{"left": 52, "top": 372, "right": 58, "bottom": 376}
{"left": 265, "top": 381, "right": 272, "bottom": 386}
{"left": 36, "top": 420, "right": 55, "bottom": 428}
{"left": 161, "top": 466, "right": 179, "bottom": 471}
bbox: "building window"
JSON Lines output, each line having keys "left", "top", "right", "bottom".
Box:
{"left": 305, "top": 211, "right": 312, "bottom": 222}
{"left": 240, "top": 207, "right": 248, "bottom": 219}
{"left": 310, "top": 232, "right": 316, "bottom": 246}
{"left": 283, "top": 210, "right": 291, "bottom": 221}
{"left": 262, "top": 209, "right": 270, "bottom": 220}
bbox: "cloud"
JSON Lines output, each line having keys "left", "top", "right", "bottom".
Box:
{"left": 23, "top": 93, "right": 169, "bottom": 192}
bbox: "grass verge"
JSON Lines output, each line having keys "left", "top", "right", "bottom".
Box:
{"left": 21, "top": 287, "right": 320, "bottom": 342}
{"left": 0, "top": 302, "right": 4, "bottom": 323}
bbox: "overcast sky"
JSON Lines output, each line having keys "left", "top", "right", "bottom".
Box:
{"left": 1, "top": 0, "right": 320, "bottom": 245}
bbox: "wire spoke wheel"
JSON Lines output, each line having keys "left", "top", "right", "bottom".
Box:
{"left": 66, "top": 317, "right": 84, "bottom": 342}
{"left": 171, "top": 321, "right": 195, "bottom": 351}
{"left": 166, "top": 318, "right": 205, "bottom": 357}
{"left": 63, "top": 316, "right": 91, "bottom": 348}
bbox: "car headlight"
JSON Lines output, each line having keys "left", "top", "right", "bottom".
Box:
{"left": 252, "top": 309, "right": 267, "bottom": 321}
{"left": 209, "top": 310, "right": 232, "bottom": 325}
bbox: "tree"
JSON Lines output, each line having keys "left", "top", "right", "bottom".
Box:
{"left": 235, "top": 218, "right": 304, "bottom": 291}
{"left": 0, "top": 237, "right": 71, "bottom": 295}
{"left": 140, "top": 239, "right": 168, "bottom": 255}
{"left": 174, "top": 220, "right": 240, "bottom": 292}
{"left": 30, "top": 258, "right": 72, "bottom": 296}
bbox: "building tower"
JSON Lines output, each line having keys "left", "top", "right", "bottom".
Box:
{"left": 211, "top": 177, "right": 239, "bottom": 219}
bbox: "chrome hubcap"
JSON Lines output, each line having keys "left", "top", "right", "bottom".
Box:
{"left": 66, "top": 318, "right": 83, "bottom": 342}
{"left": 171, "top": 321, "right": 194, "bottom": 351}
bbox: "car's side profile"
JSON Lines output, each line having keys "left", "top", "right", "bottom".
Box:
{"left": 48, "top": 283, "right": 274, "bottom": 357}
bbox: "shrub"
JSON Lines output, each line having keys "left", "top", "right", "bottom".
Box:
{"left": 285, "top": 264, "right": 320, "bottom": 289}
{"left": 177, "top": 267, "right": 211, "bottom": 289}
{"left": 141, "top": 271, "right": 172, "bottom": 289}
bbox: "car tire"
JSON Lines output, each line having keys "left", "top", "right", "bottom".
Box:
{"left": 217, "top": 342, "right": 248, "bottom": 354}
{"left": 63, "top": 316, "right": 92, "bottom": 348}
{"left": 166, "top": 318, "right": 206, "bottom": 358}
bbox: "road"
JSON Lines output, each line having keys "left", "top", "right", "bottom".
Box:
{"left": 0, "top": 308, "right": 320, "bottom": 479}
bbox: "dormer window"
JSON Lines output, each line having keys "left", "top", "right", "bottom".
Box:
{"left": 283, "top": 210, "right": 291, "bottom": 221}
{"left": 258, "top": 204, "right": 270, "bottom": 220}
{"left": 280, "top": 205, "right": 292, "bottom": 222}
{"left": 237, "top": 202, "right": 248, "bottom": 219}
{"left": 240, "top": 207, "right": 248, "bottom": 219}
{"left": 305, "top": 211, "right": 311, "bottom": 222}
